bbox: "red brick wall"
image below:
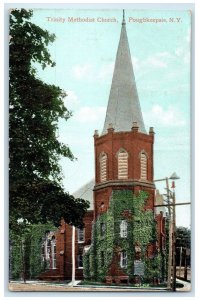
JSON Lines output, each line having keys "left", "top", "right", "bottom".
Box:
{"left": 93, "top": 129, "right": 155, "bottom": 219}
{"left": 53, "top": 211, "right": 93, "bottom": 280}
{"left": 94, "top": 129, "right": 154, "bottom": 183}
{"left": 156, "top": 212, "right": 166, "bottom": 250}
{"left": 94, "top": 187, "right": 112, "bottom": 218}
{"left": 55, "top": 219, "right": 66, "bottom": 278}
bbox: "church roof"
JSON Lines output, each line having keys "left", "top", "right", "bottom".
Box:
{"left": 73, "top": 179, "right": 94, "bottom": 210}
{"left": 102, "top": 11, "right": 146, "bottom": 135}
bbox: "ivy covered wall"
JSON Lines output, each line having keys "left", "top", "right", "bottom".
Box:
{"left": 83, "top": 190, "right": 162, "bottom": 283}
{"left": 9, "top": 223, "right": 56, "bottom": 279}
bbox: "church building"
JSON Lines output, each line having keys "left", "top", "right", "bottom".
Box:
{"left": 39, "top": 11, "right": 166, "bottom": 284}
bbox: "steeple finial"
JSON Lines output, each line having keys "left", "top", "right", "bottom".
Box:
{"left": 122, "top": 9, "right": 126, "bottom": 25}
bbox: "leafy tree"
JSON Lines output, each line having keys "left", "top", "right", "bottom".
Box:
{"left": 175, "top": 226, "right": 191, "bottom": 266}
{"left": 176, "top": 227, "right": 191, "bottom": 249}
{"left": 9, "top": 9, "right": 89, "bottom": 233}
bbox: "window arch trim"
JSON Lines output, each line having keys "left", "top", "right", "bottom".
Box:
{"left": 120, "top": 220, "right": 128, "bottom": 238}
{"left": 99, "top": 152, "right": 107, "bottom": 182}
{"left": 116, "top": 148, "right": 128, "bottom": 180}
{"left": 120, "top": 250, "right": 127, "bottom": 268}
{"left": 139, "top": 150, "right": 148, "bottom": 180}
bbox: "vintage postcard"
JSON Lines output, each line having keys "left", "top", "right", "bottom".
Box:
{"left": 9, "top": 7, "right": 191, "bottom": 293}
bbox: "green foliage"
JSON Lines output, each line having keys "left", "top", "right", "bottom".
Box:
{"left": 9, "top": 234, "right": 23, "bottom": 279}
{"left": 84, "top": 190, "right": 161, "bottom": 283}
{"left": 9, "top": 223, "right": 57, "bottom": 279}
{"left": 175, "top": 226, "right": 191, "bottom": 267}
{"left": 144, "top": 253, "right": 162, "bottom": 281}
{"left": 83, "top": 250, "right": 90, "bottom": 279}
{"left": 95, "top": 209, "right": 114, "bottom": 281}
{"left": 176, "top": 226, "right": 191, "bottom": 249}
{"left": 9, "top": 9, "right": 89, "bottom": 231}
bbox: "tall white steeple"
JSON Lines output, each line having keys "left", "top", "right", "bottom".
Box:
{"left": 102, "top": 10, "right": 146, "bottom": 135}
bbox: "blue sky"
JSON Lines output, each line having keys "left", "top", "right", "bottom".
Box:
{"left": 31, "top": 9, "right": 191, "bottom": 228}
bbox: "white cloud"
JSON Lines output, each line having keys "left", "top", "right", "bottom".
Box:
{"left": 147, "top": 52, "right": 171, "bottom": 68}
{"left": 98, "top": 63, "right": 114, "bottom": 80}
{"left": 174, "top": 46, "right": 190, "bottom": 65}
{"left": 144, "top": 104, "right": 186, "bottom": 127}
{"left": 133, "top": 52, "right": 170, "bottom": 77}
{"left": 145, "top": 56, "right": 167, "bottom": 69}
{"left": 64, "top": 90, "right": 79, "bottom": 109}
{"left": 186, "top": 28, "right": 191, "bottom": 43}
{"left": 156, "top": 52, "right": 172, "bottom": 58}
{"left": 71, "top": 62, "right": 114, "bottom": 82}
{"left": 75, "top": 106, "right": 106, "bottom": 123}
{"left": 71, "top": 64, "right": 93, "bottom": 79}
{"left": 132, "top": 56, "right": 140, "bottom": 72}
{"left": 174, "top": 29, "right": 191, "bottom": 64}
{"left": 175, "top": 47, "right": 183, "bottom": 57}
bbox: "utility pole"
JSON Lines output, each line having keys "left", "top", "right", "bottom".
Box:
{"left": 71, "top": 226, "right": 75, "bottom": 286}
{"left": 154, "top": 177, "right": 173, "bottom": 289}
{"left": 154, "top": 172, "right": 181, "bottom": 291}
{"left": 21, "top": 239, "right": 26, "bottom": 283}
{"left": 166, "top": 177, "right": 172, "bottom": 290}
{"left": 172, "top": 187, "right": 176, "bottom": 291}
{"left": 184, "top": 248, "right": 188, "bottom": 281}
{"left": 179, "top": 246, "right": 182, "bottom": 277}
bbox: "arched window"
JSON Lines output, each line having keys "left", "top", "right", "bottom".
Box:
{"left": 140, "top": 152, "right": 147, "bottom": 180}
{"left": 78, "top": 254, "right": 83, "bottom": 268}
{"left": 99, "top": 152, "right": 107, "bottom": 182}
{"left": 120, "top": 220, "right": 128, "bottom": 238}
{"left": 100, "top": 222, "right": 106, "bottom": 237}
{"left": 118, "top": 149, "right": 128, "bottom": 179}
{"left": 42, "top": 231, "right": 56, "bottom": 270}
{"left": 99, "top": 202, "right": 105, "bottom": 213}
{"left": 51, "top": 237, "right": 56, "bottom": 269}
{"left": 120, "top": 250, "right": 127, "bottom": 268}
{"left": 101, "top": 251, "right": 105, "bottom": 267}
{"left": 77, "top": 228, "right": 85, "bottom": 243}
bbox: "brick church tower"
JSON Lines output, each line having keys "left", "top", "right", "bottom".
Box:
{"left": 38, "top": 11, "right": 165, "bottom": 284}
{"left": 93, "top": 12, "right": 155, "bottom": 220}
{"left": 81, "top": 12, "right": 164, "bottom": 284}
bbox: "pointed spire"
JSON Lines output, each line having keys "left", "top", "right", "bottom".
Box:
{"left": 102, "top": 11, "right": 146, "bottom": 135}
{"left": 122, "top": 9, "right": 126, "bottom": 25}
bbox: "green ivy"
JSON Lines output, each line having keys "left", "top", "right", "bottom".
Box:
{"left": 9, "top": 234, "right": 23, "bottom": 279}
{"left": 83, "top": 190, "right": 162, "bottom": 283}
{"left": 144, "top": 253, "right": 162, "bottom": 281}
{"left": 9, "top": 222, "right": 56, "bottom": 279}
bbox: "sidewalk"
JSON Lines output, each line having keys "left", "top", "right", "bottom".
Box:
{"left": 8, "top": 280, "right": 167, "bottom": 292}
{"left": 176, "top": 279, "right": 191, "bottom": 292}
{"left": 8, "top": 278, "right": 191, "bottom": 292}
